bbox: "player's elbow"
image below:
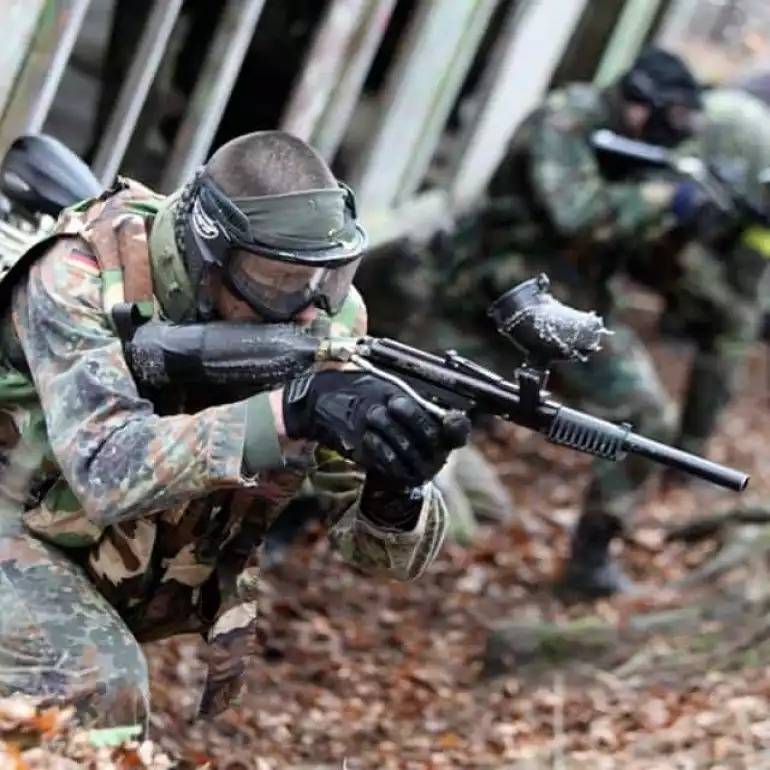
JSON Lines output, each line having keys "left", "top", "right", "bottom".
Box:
{"left": 535, "top": 172, "right": 609, "bottom": 239}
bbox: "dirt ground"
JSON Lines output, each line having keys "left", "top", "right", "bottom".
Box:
{"left": 108, "top": 299, "right": 770, "bottom": 770}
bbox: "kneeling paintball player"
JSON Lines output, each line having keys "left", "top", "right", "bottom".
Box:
{"left": 0, "top": 130, "right": 471, "bottom": 730}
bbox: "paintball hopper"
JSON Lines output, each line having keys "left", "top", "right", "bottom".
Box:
{"left": 487, "top": 274, "right": 610, "bottom": 366}
{"left": 0, "top": 133, "right": 102, "bottom": 220}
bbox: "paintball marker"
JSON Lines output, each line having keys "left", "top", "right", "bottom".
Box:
{"left": 115, "top": 274, "right": 750, "bottom": 493}
{"left": 590, "top": 128, "right": 770, "bottom": 228}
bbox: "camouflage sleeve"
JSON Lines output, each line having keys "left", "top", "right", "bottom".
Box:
{"left": 310, "top": 452, "right": 448, "bottom": 581}
{"left": 527, "top": 103, "right": 675, "bottom": 240}
{"left": 11, "top": 239, "right": 286, "bottom": 526}
{"left": 307, "top": 294, "right": 448, "bottom": 582}
{"left": 674, "top": 239, "right": 766, "bottom": 453}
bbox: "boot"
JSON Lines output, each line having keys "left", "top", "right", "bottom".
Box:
{"left": 553, "top": 511, "right": 640, "bottom": 601}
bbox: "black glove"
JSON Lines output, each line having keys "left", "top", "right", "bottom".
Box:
{"left": 671, "top": 181, "right": 741, "bottom": 242}
{"left": 282, "top": 370, "right": 471, "bottom": 488}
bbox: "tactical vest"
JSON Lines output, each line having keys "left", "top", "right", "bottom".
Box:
{"left": 0, "top": 178, "right": 365, "bottom": 716}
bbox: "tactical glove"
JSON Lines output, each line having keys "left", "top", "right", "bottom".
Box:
{"left": 671, "top": 181, "right": 740, "bottom": 241}
{"left": 671, "top": 180, "right": 708, "bottom": 223}
{"left": 282, "top": 370, "right": 471, "bottom": 488}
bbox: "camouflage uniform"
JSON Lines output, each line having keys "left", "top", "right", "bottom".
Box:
{"left": 0, "top": 180, "right": 448, "bottom": 729}
{"left": 686, "top": 88, "right": 770, "bottom": 530}
{"left": 360, "top": 84, "right": 685, "bottom": 545}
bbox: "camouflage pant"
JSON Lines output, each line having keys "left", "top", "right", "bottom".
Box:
{"left": 430, "top": 253, "right": 677, "bottom": 525}
{"left": 0, "top": 530, "right": 149, "bottom": 731}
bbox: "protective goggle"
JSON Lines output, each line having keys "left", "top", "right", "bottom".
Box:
{"left": 661, "top": 102, "right": 703, "bottom": 137}
{"left": 186, "top": 171, "right": 368, "bottom": 321}
{"left": 224, "top": 249, "right": 362, "bottom": 320}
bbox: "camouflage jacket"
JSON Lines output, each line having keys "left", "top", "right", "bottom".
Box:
{"left": 0, "top": 179, "right": 448, "bottom": 716}
{"left": 664, "top": 87, "right": 770, "bottom": 318}
{"left": 615, "top": 87, "right": 770, "bottom": 320}
{"left": 490, "top": 86, "right": 676, "bottom": 253}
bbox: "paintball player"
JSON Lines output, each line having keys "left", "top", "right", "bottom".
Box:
{"left": 431, "top": 46, "right": 710, "bottom": 600}
{"left": 620, "top": 82, "right": 770, "bottom": 584}
{"left": 631, "top": 84, "right": 770, "bottom": 472}
{"left": 712, "top": 66, "right": 770, "bottom": 341}
{"left": 0, "top": 131, "right": 470, "bottom": 730}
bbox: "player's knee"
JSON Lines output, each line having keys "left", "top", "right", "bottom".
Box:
{"left": 85, "top": 643, "right": 151, "bottom": 730}
{"left": 0, "top": 544, "right": 151, "bottom": 730}
{"left": 0, "top": 640, "right": 150, "bottom": 730}
{"left": 62, "top": 642, "right": 150, "bottom": 732}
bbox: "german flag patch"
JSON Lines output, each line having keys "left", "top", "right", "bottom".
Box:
{"left": 64, "top": 248, "right": 100, "bottom": 275}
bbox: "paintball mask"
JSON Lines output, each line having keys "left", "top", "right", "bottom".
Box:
{"left": 184, "top": 171, "right": 367, "bottom": 321}
{"left": 619, "top": 46, "right": 703, "bottom": 148}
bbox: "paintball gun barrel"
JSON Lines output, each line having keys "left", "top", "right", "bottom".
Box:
{"left": 590, "top": 128, "right": 770, "bottom": 228}
{"left": 117, "top": 274, "right": 750, "bottom": 494}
